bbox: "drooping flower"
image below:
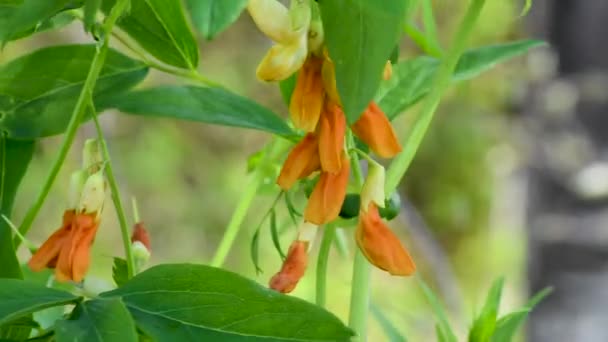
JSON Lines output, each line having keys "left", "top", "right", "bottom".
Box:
{"left": 269, "top": 221, "right": 316, "bottom": 293}
{"left": 351, "top": 102, "right": 402, "bottom": 158}
{"left": 304, "top": 153, "right": 350, "bottom": 225}
{"left": 277, "top": 133, "right": 320, "bottom": 190}
{"left": 248, "top": 0, "right": 311, "bottom": 82}
{"left": 355, "top": 164, "right": 415, "bottom": 276}
{"left": 290, "top": 55, "right": 325, "bottom": 132}
{"left": 318, "top": 101, "right": 346, "bottom": 173}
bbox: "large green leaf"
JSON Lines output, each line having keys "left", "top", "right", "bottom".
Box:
{"left": 0, "top": 316, "right": 39, "bottom": 340}
{"left": 0, "top": 44, "right": 148, "bottom": 139}
{"left": 468, "top": 278, "right": 504, "bottom": 342}
{"left": 0, "top": 0, "right": 70, "bottom": 43}
{"left": 101, "top": 264, "right": 353, "bottom": 341}
{"left": 103, "top": 0, "right": 198, "bottom": 69}
{"left": 0, "top": 279, "right": 80, "bottom": 325}
{"left": 185, "top": 0, "right": 247, "bottom": 40}
{"left": 319, "top": 0, "right": 407, "bottom": 124}
{"left": 379, "top": 40, "right": 545, "bottom": 120}
{"left": 100, "top": 85, "right": 295, "bottom": 137}
{"left": 0, "top": 138, "right": 34, "bottom": 279}
{"left": 55, "top": 298, "right": 137, "bottom": 342}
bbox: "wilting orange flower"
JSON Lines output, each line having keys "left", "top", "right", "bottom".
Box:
{"left": 29, "top": 211, "right": 100, "bottom": 282}
{"left": 269, "top": 240, "right": 309, "bottom": 293}
{"left": 356, "top": 203, "right": 415, "bottom": 276}
{"left": 290, "top": 56, "right": 324, "bottom": 132}
{"left": 352, "top": 102, "right": 402, "bottom": 158}
{"left": 318, "top": 102, "right": 346, "bottom": 173}
{"left": 304, "top": 153, "right": 350, "bottom": 225}
{"left": 277, "top": 133, "right": 321, "bottom": 190}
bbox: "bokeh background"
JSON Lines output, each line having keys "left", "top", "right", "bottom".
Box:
{"left": 3, "top": 0, "right": 606, "bottom": 341}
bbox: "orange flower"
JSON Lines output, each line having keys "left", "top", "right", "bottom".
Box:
{"left": 304, "top": 153, "right": 350, "bottom": 225}
{"left": 355, "top": 203, "right": 415, "bottom": 276}
{"left": 269, "top": 240, "right": 309, "bottom": 293}
{"left": 277, "top": 133, "right": 321, "bottom": 190}
{"left": 318, "top": 102, "right": 346, "bottom": 173}
{"left": 352, "top": 102, "right": 402, "bottom": 158}
{"left": 29, "top": 211, "right": 100, "bottom": 282}
{"left": 290, "top": 56, "right": 325, "bottom": 132}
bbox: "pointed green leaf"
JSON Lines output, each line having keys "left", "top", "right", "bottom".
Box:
{"left": 55, "top": 298, "right": 137, "bottom": 342}
{"left": 419, "top": 279, "right": 457, "bottom": 342}
{"left": 186, "top": 0, "right": 247, "bottom": 40}
{"left": 112, "top": 257, "right": 128, "bottom": 287}
{"left": 379, "top": 40, "right": 546, "bottom": 120}
{"left": 101, "top": 264, "right": 354, "bottom": 341}
{"left": 0, "top": 0, "right": 71, "bottom": 43}
{"left": 103, "top": 0, "right": 199, "bottom": 69}
{"left": 319, "top": 0, "right": 407, "bottom": 123}
{"left": 0, "top": 44, "right": 148, "bottom": 139}
{"left": 0, "top": 279, "right": 80, "bottom": 325}
{"left": 0, "top": 138, "right": 34, "bottom": 279}
{"left": 100, "top": 85, "right": 294, "bottom": 137}
{"left": 269, "top": 208, "right": 285, "bottom": 259}
{"left": 469, "top": 278, "right": 504, "bottom": 342}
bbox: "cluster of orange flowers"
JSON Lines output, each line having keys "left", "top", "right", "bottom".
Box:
{"left": 249, "top": 0, "right": 416, "bottom": 293}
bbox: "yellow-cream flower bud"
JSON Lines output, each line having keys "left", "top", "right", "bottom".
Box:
{"left": 79, "top": 171, "right": 106, "bottom": 214}
{"left": 248, "top": 0, "right": 298, "bottom": 44}
{"left": 256, "top": 33, "right": 308, "bottom": 81}
{"left": 82, "top": 139, "right": 103, "bottom": 173}
{"left": 68, "top": 170, "right": 87, "bottom": 210}
{"left": 360, "top": 162, "right": 386, "bottom": 211}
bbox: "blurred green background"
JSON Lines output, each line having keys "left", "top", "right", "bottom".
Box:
{"left": 3, "top": 1, "right": 536, "bottom": 340}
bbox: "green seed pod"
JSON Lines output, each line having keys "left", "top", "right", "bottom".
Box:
{"left": 379, "top": 192, "right": 401, "bottom": 221}
{"left": 339, "top": 193, "right": 361, "bottom": 219}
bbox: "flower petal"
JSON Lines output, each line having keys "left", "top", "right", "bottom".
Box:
{"left": 277, "top": 133, "right": 321, "bottom": 190}
{"left": 269, "top": 240, "right": 309, "bottom": 293}
{"left": 304, "top": 154, "right": 350, "bottom": 224}
{"left": 28, "top": 210, "right": 75, "bottom": 272}
{"left": 356, "top": 203, "right": 415, "bottom": 276}
{"left": 290, "top": 56, "right": 324, "bottom": 132}
{"left": 352, "top": 102, "right": 402, "bottom": 158}
{"left": 318, "top": 102, "right": 346, "bottom": 173}
{"left": 256, "top": 34, "right": 307, "bottom": 82}
{"left": 248, "top": 0, "right": 298, "bottom": 44}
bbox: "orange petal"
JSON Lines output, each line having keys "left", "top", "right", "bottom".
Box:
{"left": 28, "top": 210, "right": 75, "bottom": 272}
{"left": 304, "top": 154, "right": 350, "bottom": 225}
{"left": 352, "top": 102, "right": 402, "bottom": 158}
{"left": 290, "top": 56, "right": 324, "bottom": 132}
{"left": 318, "top": 102, "right": 346, "bottom": 173}
{"left": 70, "top": 214, "right": 99, "bottom": 282}
{"left": 356, "top": 203, "right": 415, "bottom": 276}
{"left": 131, "top": 222, "right": 151, "bottom": 253}
{"left": 269, "top": 240, "right": 309, "bottom": 293}
{"left": 277, "top": 133, "right": 321, "bottom": 190}
{"left": 321, "top": 56, "right": 340, "bottom": 105}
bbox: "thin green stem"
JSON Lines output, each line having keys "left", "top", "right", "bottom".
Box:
{"left": 316, "top": 224, "right": 336, "bottom": 307}
{"left": 346, "top": 131, "right": 372, "bottom": 340}
{"left": 385, "top": 0, "right": 487, "bottom": 195}
{"left": 15, "top": 0, "right": 131, "bottom": 247}
{"left": 90, "top": 101, "right": 136, "bottom": 279}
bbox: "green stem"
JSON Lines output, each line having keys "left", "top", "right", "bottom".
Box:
{"left": 347, "top": 131, "right": 372, "bottom": 340}
{"left": 385, "top": 0, "right": 487, "bottom": 195}
{"left": 316, "top": 224, "right": 336, "bottom": 307}
{"left": 15, "top": 0, "right": 131, "bottom": 247}
{"left": 90, "top": 102, "right": 136, "bottom": 279}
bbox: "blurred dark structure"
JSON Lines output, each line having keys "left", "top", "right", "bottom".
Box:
{"left": 526, "top": 1, "right": 608, "bottom": 341}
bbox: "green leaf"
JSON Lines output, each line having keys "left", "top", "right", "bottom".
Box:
{"left": 112, "top": 257, "right": 128, "bottom": 287}
{"left": 0, "top": 279, "right": 81, "bottom": 325}
{"left": 319, "top": 0, "right": 407, "bottom": 124}
{"left": 103, "top": 0, "right": 198, "bottom": 69}
{"left": 469, "top": 278, "right": 504, "bottom": 342}
{"left": 279, "top": 73, "right": 297, "bottom": 106}
{"left": 83, "top": 0, "right": 102, "bottom": 33}
{"left": 101, "top": 264, "right": 354, "bottom": 341}
{"left": 269, "top": 208, "right": 285, "bottom": 259}
{"left": 419, "top": 279, "right": 457, "bottom": 342}
{"left": 0, "top": 316, "right": 39, "bottom": 341}
{"left": 0, "top": 138, "right": 34, "bottom": 279}
{"left": 185, "top": 0, "right": 247, "bottom": 40}
{"left": 0, "top": 0, "right": 70, "bottom": 43}
{"left": 100, "top": 85, "right": 295, "bottom": 137}
{"left": 55, "top": 298, "right": 137, "bottom": 342}
{"left": 379, "top": 40, "right": 546, "bottom": 120}
{"left": 490, "top": 287, "right": 552, "bottom": 342}
{"left": 0, "top": 44, "right": 148, "bottom": 139}
{"left": 371, "top": 304, "right": 407, "bottom": 342}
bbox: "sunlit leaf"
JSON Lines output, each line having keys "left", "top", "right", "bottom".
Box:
{"left": 55, "top": 298, "right": 137, "bottom": 342}
{"left": 101, "top": 264, "right": 354, "bottom": 341}
{"left": 103, "top": 0, "right": 199, "bottom": 69}
{"left": 319, "top": 0, "right": 407, "bottom": 123}
{"left": 100, "top": 85, "right": 294, "bottom": 137}
{"left": 186, "top": 0, "right": 247, "bottom": 40}
{"left": 0, "top": 45, "right": 148, "bottom": 139}
{"left": 469, "top": 278, "right": 504, "bottom": 342}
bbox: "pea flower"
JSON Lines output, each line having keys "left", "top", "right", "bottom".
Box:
{"left": 355, "top": 163, "right": 416, "bottom": 276}
{"left": 269, "top": 221, "right": 316, "bottom": 293}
